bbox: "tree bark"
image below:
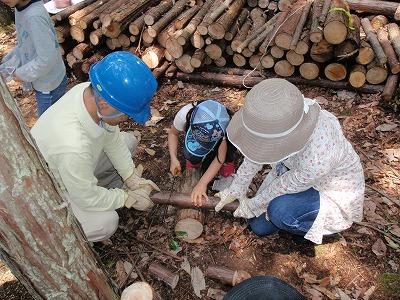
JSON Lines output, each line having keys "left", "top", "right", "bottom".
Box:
{"left": 148, "top": 263, "right": 179, "bottom": 289}
{"left": 289, "top": 0, "right": 313, "bottom": 50}
{"left": 387, "top": 23, "right": 400, "bottom": 59}
{"left": 381, "top": 74, "right": 399, "bottom": 101}
{"left": 206, "top": 266, "right": 251, "bottom": 286}
{"left": 53, "top": 0, "right": 98, "bottom": 22}
{"left": 310, "top": 0, "right": 324, "bottom": 43}
{"left": 346, "top": 0, "right": 400, "bottom": 20}
{"left": 68, "top": 0, "right": 110, "bottom": 26}
{"left": 0, "top": 77, "right": 119, "bottom": 300}
{"left": 147, "top": 0, "right": 189, "bottom": 38}
{"left": 377, "top": 27, "right": 400, "bottom": 74}
{"left": 208, "top": 0, "right": 246, "bottom": 40}
{"left": 361, "top": 17, "right": 387, "bottom": 65}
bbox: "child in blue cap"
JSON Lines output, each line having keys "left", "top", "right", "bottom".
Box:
{"left": 168, "top": 100, "right": 236, "bottom": 206}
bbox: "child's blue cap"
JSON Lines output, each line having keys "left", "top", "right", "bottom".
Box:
{"left": 184, "top": 100, "right": 230, "bottom": 158}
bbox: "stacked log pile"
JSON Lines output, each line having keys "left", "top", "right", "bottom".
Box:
{"left": 52, "top": 0, "right": 400, "bottom": 99}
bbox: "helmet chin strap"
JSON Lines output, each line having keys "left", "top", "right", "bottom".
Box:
{"left": 93, "top": 90, "right": 125, "bottom": 131}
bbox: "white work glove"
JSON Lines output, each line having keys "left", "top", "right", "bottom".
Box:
{"left": 124, "top": 164, "right": 160, "bottom": 192}
{"left": 125, "top": 186, "right": 154, "bottom": 211}
{"left": 214, "top": 188, "right": 237, "bottom": 212}
{"left": 233, "top": 197, "right": 256, "bottom": 219}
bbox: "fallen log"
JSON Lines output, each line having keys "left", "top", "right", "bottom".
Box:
{"left": 147, "top": 0, "right": 189, "bottom": 38}
{"left": 68, "top": 0, "right": 110, "bottom": 26}
{"left": 323, "top": 0, "right": 350, "bottom": 45}
{"left": 208, "top": 0, "right": 246, "bottom": 40}
{"left": 310, "top": 0, "right": 324, "bottom": 43}
{"left": 333, "top": 14, "right": 360, "bottom": 61}
{"left": 150, "top": 191, "right": 239, "bottom": 211}
{"left": 237, "top": 12, "right": 280, "bottom": 54}
{"left": 174, "top": 5, "right": 200, "bottom": 30}
{"left": 289, "top": 0, "right": 313, "bottom": 50}
{"left": 174, "top": 208, "right": 204, "bottom": 240}
{"left": 324, "top": 62, "right": 347, "bottom": 81}
{"left": 346, "top": 0, "right": 400, "bottom": 21}
{"left": 381, "top": 74, "right": 399, "bottom": 101}
{"left": 355, "top": 40, "right": 375, "bottom": 65}
{"left": 377, "top": 28, "right": 400, "bottom": 74}
{"left": 361, "top": 17, "right": 387, "bottom": 65}
{"left": 299, "top": 61, "right": 320, "bottom": 80}
{"left": 53, "top": 0, "right": 98, "bottom": 22}
{"left": 206, "top": 266, "right": 251, "bottom": 286}
{"left": 173, "top": 70, "right": 384, "bottom": 93}
{"left": 310, "top": 38, "right": 334, "bottom": 63}
{"left": 366, "top": 58, "right": 388, "bottom": 84}
{"left": 141, "top": 45, "right": 166, "bottom": 69}
{"left": 148, "top": 263, "right": 179, "bottom": 289}
{"left": 274, "top": 59, "right": 295, "bottom": 77}
{"left": 387, "top": 23, "right": 400, "bottom": 59}
{"left": 370, "top": 15, "right": 388, "bottom": 31}
{"left": 274, "top": 0, "right": 304, "bottom": 50}
{"left": 178, "top": 0, "right": 215, "bottom": 45}
{"left": 348, "top": 64, "right": 366, "bottom": 88}
{"left": 224, "top": 8, "right": 249, "bottom": 41}
{"left": 121, "top": 282, "right": 154, "bottom": 300}
{"left": 55, "top": 23, "right": 71, "bottom": 44}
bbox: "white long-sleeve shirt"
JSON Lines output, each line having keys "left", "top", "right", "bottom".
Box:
{"left": 229, "top": 110, "right": 365, "bottom": 244}
{"left": 2, "top": 0, "right": 66, "bottom": 92}
{"left": 31, "top": 83, "right": 134, "bottom": 211}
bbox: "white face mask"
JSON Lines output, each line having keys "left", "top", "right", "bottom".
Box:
{"left": 93, "top": 89, "right": 125, "bottom": 131}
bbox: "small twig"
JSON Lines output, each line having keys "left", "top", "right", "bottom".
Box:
{"left": 355, "top": 222, "right": 400, "bottom": 244}
{"left": 135, "top": 237, "right": 184, "bottom": 261}
{"left": 365, "top": 184, "right": 400, "bottom": 207}
{"left": 135, "top": 266, "right": 146, "bottom": 282}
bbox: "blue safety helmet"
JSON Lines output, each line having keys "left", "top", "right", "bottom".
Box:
{"left": 89, "top": 51, "right": 157, "bottom": 124}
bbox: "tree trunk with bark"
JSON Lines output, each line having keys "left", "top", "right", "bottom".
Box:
{"left": 0, "top": 77, "right": 119, "bottom": 300}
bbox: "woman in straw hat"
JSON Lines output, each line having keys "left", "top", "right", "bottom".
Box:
{"left": 215, "top": 79, "right": 365, "bottom": 244}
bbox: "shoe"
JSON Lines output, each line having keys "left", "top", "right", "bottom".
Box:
{"left": 186, "top": 160, "right": 201, "bottom": 169}
{"left": 219, "top": 161, "right": 235, "bottom": 177}
{"left": 292, "top": 234, "right": 314, "bottom": 245}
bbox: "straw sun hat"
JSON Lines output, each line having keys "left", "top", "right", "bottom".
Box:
{"left": 227, "top": 79, "right": 321, "bottom": 164}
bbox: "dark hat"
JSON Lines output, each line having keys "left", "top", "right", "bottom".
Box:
{"left": 223, "top": 276, "right": 306, "bottom": 300}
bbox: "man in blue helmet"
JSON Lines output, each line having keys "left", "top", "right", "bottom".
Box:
{"left": 31, "top": 51, "right": 159, "bottom": 242}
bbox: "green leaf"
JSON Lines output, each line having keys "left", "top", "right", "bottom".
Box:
{"left": 176, "top": 231, "right": 188, "bottom": 237}
{"left": 170, "top": 240, "right": 179, "bottom": 250}
{"left": 106, "top": 260, "right": 116, "bottom": 268}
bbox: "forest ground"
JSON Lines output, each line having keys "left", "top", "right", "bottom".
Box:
{"left": 0, "top": 25, "right": 400, "bottom": 300}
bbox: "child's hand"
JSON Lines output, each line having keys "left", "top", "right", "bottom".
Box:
{"left": 191, "top": 182, "right": 208, "bottom": 207}
{"left": 170, "top": 159, "right": 181, "bottom": 176}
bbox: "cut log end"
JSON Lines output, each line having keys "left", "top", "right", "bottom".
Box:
{"left": 121, "top": 282, "right": 154, "bottom": 300}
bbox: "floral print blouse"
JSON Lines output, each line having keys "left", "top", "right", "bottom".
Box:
{"left": 228, "top": 110, "right": 365, "bottom": 244}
